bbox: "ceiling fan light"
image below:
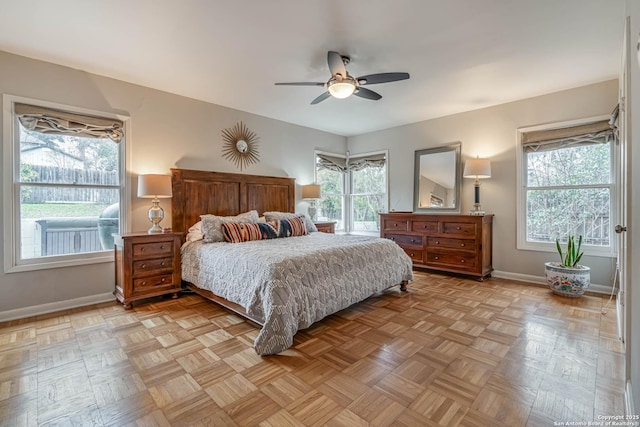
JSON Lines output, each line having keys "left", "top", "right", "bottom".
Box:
{"left": 328, "top": 81, "right": 356, "bottom": 99}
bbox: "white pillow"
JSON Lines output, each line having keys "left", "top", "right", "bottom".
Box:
{"left": 201, "top": 210, "right": 259, "bottom": 243}
{"left": 263, "top": 211, "right": 317, "bottom": 233}
{"left": 186, "top": 221, "right": 204, "bottom": 242}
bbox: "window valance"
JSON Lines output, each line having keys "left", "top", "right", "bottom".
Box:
{"left": 522, "top": 120, "right": 613, "bottom": 153}
{"left": 15, "top": 103, "right": 124, "bottom": 142}
{"left": 317, "top": 152, "right": 386, "bottom": 172}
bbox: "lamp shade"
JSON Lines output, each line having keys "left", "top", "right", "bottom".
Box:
{"left": 463, "top": 158, "right": 491, "bottom": 179}
{"left": 137, "top": 174, "right": 172, "bottom": 198}
{"left": 302, "top": 184, "right": 321, "bottom": 200}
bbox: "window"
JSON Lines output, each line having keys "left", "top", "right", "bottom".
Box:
{"left": 315, "top": 150, "right": 388, "bottom": 234}
{"left": 4, "top": 97, "right": 126, "bottom": 272}
{"left": 517, "top": 117, "right": 615, "bottom": 256}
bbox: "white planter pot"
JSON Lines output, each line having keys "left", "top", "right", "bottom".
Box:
{"left": 545, "top": 262, "right": 591, "bottom": 298}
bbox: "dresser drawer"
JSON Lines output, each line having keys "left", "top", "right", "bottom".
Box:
{"left": 133, "top": 257, "right": 173, "bottom": 276}
{"left": 385, "top": 234, "right": 423, "bottom": 247}
{"left": 426, "top": 251, "right": 476, "bottom": 268}
{"left": 133, "top": 241, "right": 173, "bottom": 257}
{"left": 402, "top": 248, "right": 423, "bottom": 263}
{"left": 382, "top": 219, "right": 408, "bottom": 232}
{"left": 133, "top": 274, "right": 175, "bottom": 291}
{"left": 427, "top": 237, "right": 476, "bottom": 251}
{"left": 442, "top": 222, "right": 476, "bottom": 236}
{"left": 412, "top": 221, "right": 439, "bottom": 234}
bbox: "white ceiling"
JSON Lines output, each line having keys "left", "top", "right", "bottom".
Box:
{"left": 0, "top": 0, "right": 625, "bottom": 137}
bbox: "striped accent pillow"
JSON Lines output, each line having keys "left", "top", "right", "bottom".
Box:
{"left": 222, "top": 222, "right": 263, "bottom": 243}
{"left": 222, "top": 216, "right": 307, "bottom": 243}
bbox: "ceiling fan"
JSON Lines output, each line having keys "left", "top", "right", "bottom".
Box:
{"left": 275, "top": 51, "right": 410, "bottom": 105}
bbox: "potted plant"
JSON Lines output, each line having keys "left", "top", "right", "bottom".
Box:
{"left": 545, "top": 235, "right": 591, "bottom": 298}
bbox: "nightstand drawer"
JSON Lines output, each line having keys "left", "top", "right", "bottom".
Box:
{"left": 133, "top": 274, "right": 175, "bottom": 290}
{"left": 133, "top": 257, "right": 173, "bottom": 276}
{"left": 133, "top": 241, "right": 173, "bottom": 257}
{"left": 427, "top": 237, "right": 476, "bottom": 251}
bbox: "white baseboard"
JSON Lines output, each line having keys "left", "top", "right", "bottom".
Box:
{"left": 626, "top": 380, "right": 635, "bottom": 416}
{"left": 0, "top": 292, "right": 115, "bottom": 323}
{"left": 491, "top": 270, "right": 613, "bottom": 295}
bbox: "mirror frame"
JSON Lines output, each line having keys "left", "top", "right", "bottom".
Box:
{"left": 413, "top": 142, "right": 462, "bottom": 213}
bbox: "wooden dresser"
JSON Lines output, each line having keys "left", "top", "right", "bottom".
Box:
{"left": 380, "top": 213, "right": 493, "bottom": 280}
{"left": 114, "top": 232, "right": 182, "bottom": 309}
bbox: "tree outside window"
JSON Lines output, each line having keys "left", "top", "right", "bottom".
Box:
{"left": 519, "top": 118, "right": 615, "bottom": 255}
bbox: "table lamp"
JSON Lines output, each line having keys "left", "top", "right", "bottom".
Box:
{"left": 302, "top": 184, "right": 321, "bottom": 221}
{"left": 137, "top": 174, "right": 172, "bottom": 233}
{"left": 463, "top": 157, "right": 491, "bottom": 215}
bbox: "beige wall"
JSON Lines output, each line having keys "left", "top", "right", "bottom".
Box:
{"left": 348, "top": 80, "right": 619, "bottom": 286}
{"left": 0, "top": 51, "right": 346, "bottom": 314}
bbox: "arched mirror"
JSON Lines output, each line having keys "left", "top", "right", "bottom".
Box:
{"left": 413, "top": 142, "right": 461, "bottom": 213}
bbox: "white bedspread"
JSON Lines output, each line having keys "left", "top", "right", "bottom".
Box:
{"left": 181, "top": 232, "right": 413, "bottom": 355}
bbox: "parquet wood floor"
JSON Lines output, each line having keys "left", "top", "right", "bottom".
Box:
{"left": 0, "top": 271, "right": 624, "bottom": 426}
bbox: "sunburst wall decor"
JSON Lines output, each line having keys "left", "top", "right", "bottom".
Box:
{"left": 221, "top": 121, "right": 260, "bottom": 171}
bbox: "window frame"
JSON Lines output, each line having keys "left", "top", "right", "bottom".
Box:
{"left": 516, "top": 114, "right": 617, "bottom": 258}
{"left": 3, "top": 95, "right": 130, "bottom": 273}
{"left": 314, "top": 149, "right": 389, "bottom": 235}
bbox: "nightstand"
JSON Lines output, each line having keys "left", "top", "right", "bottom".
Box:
{"left": 114, "top": 232, "right": 182, "bottom": 309}
{"left": 314, "top": 221, "right": 337, "bottom": 234}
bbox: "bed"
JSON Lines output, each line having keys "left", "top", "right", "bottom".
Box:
{"left": 171, "top": 168, "right": 413, "bottom": 355}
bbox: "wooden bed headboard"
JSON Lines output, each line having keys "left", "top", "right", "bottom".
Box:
{"left": 171, "top": 168, "right": 296, "bottom": 233}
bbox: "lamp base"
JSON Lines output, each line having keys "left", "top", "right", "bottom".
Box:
{"left": 148, "top": 198, "right": 165, "bottom": 234}
{"left": 148, "top": 224, "right": 163, "bottom": 234}
{"left": 308, "top": 202, "right": 317, "bottom": 222}
{"left": 469, "top": 203, "right": 485, "bottom": 216}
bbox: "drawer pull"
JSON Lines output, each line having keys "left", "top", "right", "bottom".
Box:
{"left": 141, "top": 264, "right": 146, "bottom": 269}
{"left": 161, "top": 278, "right": 166, "bottom": 282}
{"left": 456, "top": 226, "right": 461, "bottom": 230}
{"left": 410, "top": 253, "right": 414, "bottom": 257}
{"left": 423, "top": 225, "right": 428, "bottom": 228}
{"left": 434, "top": 256, "right": 439, "bottom": 260}
{"left": 435, "top": 241, "right": 440, "bottom": 244}
{"left": 411, "top": 239, "right": 415, "bottom": 243}
{"left": 161, "top": 261, "right": 166, "bottom": 266}
{"left": 461, "top": 259, "right": 465, "bottom": 263}
{"left": 394, "top": 223, "right": 398, "bottom": 227}
{"left": 160, "top": 245, "right": 165, "bottom": 249}
{"left": 461, "top": 243, "right": 465, "bottom": 247}
{"left": 141, "top": 281, "right": 147, "bottom": 286}
{"left": 140, "top": 247, "right": 145, "bottom": 252}
{"left": 391, "top": 237, "right": 395, "bottom": 240}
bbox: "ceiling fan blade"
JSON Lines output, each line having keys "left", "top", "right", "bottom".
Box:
{"left": 275, "top": 82, "right": 325, "bottom": 86}
{"left": 354, "top": 87, "right": 382, "bottom": 101}
{"left": 327, "top": 51, "right": 347, "bottom": 77}
{"left": 311, "top": 92, "right": 331, "bottom": 105}
{"left": 356, "top": 72, "right": 410, "bottom": 85}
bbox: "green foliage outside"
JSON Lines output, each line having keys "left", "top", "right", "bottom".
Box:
{"left": 21, "top": 203, "right": 110, "bottom": 219}
{"left": 526, "top": 142, "right": 611, "bottom": 246}
{"left": 316, "top": 161, "right": 387, "bottom": 231}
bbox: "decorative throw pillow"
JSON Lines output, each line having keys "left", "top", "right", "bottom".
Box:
{"left": 222, "top": 222, "right": 264, "bottom": 243}
{"left": 263, "top": 212, "right": 318, "bottom": 233}
{"left": 222, "top": 217, "right": 307, "bottom": 243}
{"left": 201, "top": 210, "right": 259, "bottom": 243}
{"left": 186, "top": 220, "right": 204, "bottom": 242}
